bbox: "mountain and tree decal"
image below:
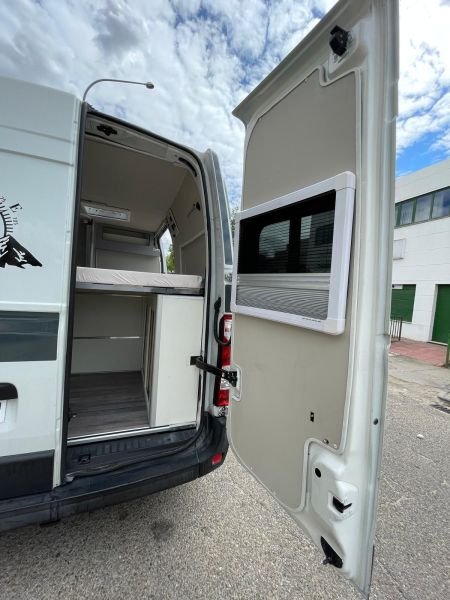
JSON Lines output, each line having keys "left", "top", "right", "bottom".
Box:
{"left": 0, "top": 196, "right": 42, "bottom": 268}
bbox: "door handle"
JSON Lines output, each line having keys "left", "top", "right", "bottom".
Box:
{"left": 0, "top": 383, "right": 18, "bottom": 401}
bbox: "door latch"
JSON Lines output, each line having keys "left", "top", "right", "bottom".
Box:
{"left": 0, "top": 383, "right": 18, "bottom": 400}
{"left": 190, "top": 356, "right": 238, "bottom": 387}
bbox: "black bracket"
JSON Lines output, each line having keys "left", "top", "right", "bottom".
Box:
{"left": 332, "top": 496, "right": 352, "bottom": 514}
{"left": 320, "top": 536, "right": 343, "bottom": 569}
{"left": 97, "top": 123, "right": 117, "bottom": 137}
{"left": 190, "top": 356, "right": 238, "bottom": 387}
{"left": 329, "top": 25, "right": 350, "bottom": 57}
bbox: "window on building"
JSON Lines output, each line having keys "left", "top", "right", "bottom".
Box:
{"left": 431, "top": 188, "right": 450, "bottom": 219}
{"left": 395, "top": 185, "right": 450, "bottom": 227}
{"left": 398, "top": 200, "right": 414, "bottom": 225}
{"left": 391, "top": 284, "right": 416, "bottom": 322}
{"left": 414, "top": 193, "right": 432, "bottom": 222}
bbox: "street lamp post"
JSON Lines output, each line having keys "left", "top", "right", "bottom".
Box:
{"left": 82, "top": 78, "right": 155, "bottom": 102}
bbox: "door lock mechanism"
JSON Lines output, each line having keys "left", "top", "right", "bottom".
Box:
{"left": 190, "top": 356, "right": 238, "bottom": 387}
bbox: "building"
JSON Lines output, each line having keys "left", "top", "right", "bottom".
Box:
{"left": 391, "top": 158, "right": 450, "bottom": 343}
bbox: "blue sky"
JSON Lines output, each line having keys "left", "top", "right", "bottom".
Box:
{"left": 1, "top": 0, "right": 450, "bottom": 204}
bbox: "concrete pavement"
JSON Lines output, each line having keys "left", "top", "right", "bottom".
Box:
{"left": 1, "top": 355, "right": 449, "bottom": 599}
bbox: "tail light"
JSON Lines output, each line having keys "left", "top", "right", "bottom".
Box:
{"left": 211, "top": 452, "right": 223, "bottom": 466}
{"left": 215, "top": 313, "right": 232, "bottom": 406}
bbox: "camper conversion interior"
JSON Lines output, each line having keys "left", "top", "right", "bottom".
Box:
{"left": 67, "top": 113, "right": 207, "bottom": 443}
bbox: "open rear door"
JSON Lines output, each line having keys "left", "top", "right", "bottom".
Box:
{"left": 228, "top": 0, "right": 398, "bottom": 595}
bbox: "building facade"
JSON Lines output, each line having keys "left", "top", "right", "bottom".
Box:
{"left": 391, "top": 158, "right": 450, "bottom": 343}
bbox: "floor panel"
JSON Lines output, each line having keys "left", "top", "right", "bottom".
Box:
{"left": 68, "top": 371, "right": 149, "bottom": 438}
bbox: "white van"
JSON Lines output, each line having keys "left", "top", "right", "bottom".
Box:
{"left": 0, "top": 0, "right": 398, "bottom": 596}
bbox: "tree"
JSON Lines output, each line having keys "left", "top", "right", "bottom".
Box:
{"left": 166, "top": 244, "right": 175, "bottom": 273}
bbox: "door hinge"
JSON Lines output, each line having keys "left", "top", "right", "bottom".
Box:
{"left": 190, "top": 356, "right": 237, "bottom": 387}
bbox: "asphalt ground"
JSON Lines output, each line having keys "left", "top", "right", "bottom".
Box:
{"left": 1, "top": 355, "right": 449, "bottom": 600}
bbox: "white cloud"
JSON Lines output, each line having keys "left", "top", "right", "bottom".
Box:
{"left": 0, "top": 0, "right": 449, "bottom": 206}
{"left": 202, "top": 0, "right": 269, "bottom": 60}
{"left": 0, "top": 0, "right": 323, "bottom": 205}
{"left": 397, "top": 0, "right": 450, "bottom": 155}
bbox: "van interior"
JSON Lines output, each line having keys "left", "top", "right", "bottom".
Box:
{"left": 67, "top": 113, "right": 207, "bottom": 443}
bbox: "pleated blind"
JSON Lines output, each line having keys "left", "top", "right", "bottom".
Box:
{"left": 238, "top": 190, "right": 336, "bottom": 275}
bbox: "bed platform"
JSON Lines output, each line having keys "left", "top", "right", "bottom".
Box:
{"left": 76, "top": 267, "right": 204, "bottom": 296}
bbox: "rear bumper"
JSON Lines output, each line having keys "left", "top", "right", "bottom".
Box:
{"left": 0, "top": 415, "right": 228, "bottom": 532}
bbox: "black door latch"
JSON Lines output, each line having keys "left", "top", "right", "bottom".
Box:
{"left": 190, "top": 356, "right": 237, "bottom": 387}
{"left": 0, "top": 383, "right": 18, "bottom": 401}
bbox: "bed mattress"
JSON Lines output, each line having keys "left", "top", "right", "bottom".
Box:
{"left": 76, "top": 267, "right": 203, "bottom": 290}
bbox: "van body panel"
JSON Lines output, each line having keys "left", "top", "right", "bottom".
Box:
{"left": 228, "top": 0, "right": 398, "bottom": 595}
{"left": 0, "top": 80, "right": 232, "bottom": 521}
{"left": 0, "top": 77, "right": 80, "bottom": 487}
{"left": 0, "top": 450, "right": 54, "bottom": 501}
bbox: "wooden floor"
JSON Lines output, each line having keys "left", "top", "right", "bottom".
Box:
{"left": 68, "top": 371, "right": 149, "bottom": 439}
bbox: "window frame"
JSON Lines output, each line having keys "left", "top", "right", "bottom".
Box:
{"left": 231, "top": 172, "right": 356, "bottom": 335}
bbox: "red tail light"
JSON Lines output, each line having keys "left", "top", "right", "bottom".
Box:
{"left": 214, "top": 313, "right": 232, "bottom": 407}
{"left": 211, "top": 452, "right": 223, "bottom": 466}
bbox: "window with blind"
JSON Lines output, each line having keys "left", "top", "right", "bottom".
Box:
{"left": 231, "top": 172, "right": 356, "bottom": 335}
{"left": 238, "top": 191, "right": 335, "bottom": 276}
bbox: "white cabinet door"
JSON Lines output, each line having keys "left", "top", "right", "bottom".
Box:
{"left": 150, "top": 295, "right": 204, "bottom": 427}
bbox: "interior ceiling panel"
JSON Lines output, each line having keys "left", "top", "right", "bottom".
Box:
{"left": 82, "top": 137, "right": 187, "bottom": 231}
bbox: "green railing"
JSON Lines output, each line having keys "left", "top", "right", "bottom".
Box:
{"left": 445, "top": 334, "right": 450, "bottom": 368}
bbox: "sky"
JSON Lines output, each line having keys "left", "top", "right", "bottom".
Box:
{"left": 1, "top": 0, "right": 450, "bottom": 206}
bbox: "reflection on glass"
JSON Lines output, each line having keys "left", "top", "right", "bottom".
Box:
{"left": 299, "top": 210, "right": 334, "bottom": 273}
{"left": 300, "top": 215, "right": 312, "bottom": 239}
{"left": 259, "top": 220, "right": 289, "bottom": 259}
